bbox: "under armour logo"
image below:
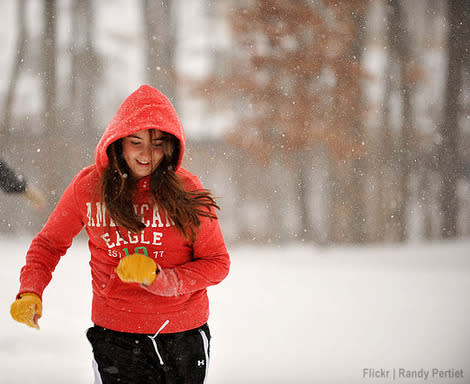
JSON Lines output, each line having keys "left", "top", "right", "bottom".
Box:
{"left": 197, "top": 360, "right": 205, "bottom": 367}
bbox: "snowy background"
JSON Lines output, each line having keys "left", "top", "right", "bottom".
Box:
{"left": 1, "top": 236, "right": 469, "bottom": 384}
{"left": 1, "top": 1, "right": 470, "bottom": 382}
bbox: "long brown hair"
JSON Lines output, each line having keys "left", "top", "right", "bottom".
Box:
{"left": 100, "top": 130, "right": 219, "bottom": 242}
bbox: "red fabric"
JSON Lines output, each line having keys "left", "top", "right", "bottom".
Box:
{"left": 18, "top": 85, "right": 230, "bottom": 334}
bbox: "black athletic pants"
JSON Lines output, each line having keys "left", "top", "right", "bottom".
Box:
{"left": 86, "top": 323, "right": 211, "bottom": 384}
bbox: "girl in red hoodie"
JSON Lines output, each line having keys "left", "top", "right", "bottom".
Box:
{"left": 10, "top": 85, "right": 230, "bottom": 384}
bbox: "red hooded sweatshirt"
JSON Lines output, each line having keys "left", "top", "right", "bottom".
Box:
{"left": 18, "top": 85, "right": 230, "bottom": 334}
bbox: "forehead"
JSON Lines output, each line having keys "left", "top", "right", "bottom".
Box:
{"left": 128, "top": 129, "right": 164, "bottom": 140}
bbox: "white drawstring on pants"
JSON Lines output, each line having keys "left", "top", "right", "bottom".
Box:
{"left": 147, "top": 320, "right": 170, "bottom": 365}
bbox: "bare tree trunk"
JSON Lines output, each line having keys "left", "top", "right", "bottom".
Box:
{"left": 375, "top": 0, "right": 396, "bottom": 242}
{"left": 142, "top": 0, "right": 176, "bottom": 102}
{"left": 420, "top": 168, "right": 434, "bottom": 240}
{"left": 81, "top": 0, "right": 99, "bottom": 157}
{"left": 265, "top": 159, "right": 285, "bottom": 244}
{"left": 439, "top": 0, "right": 467, "bottom": 239}
{"left": 327, "top": 154, "right": 349, "bottom": 243}
{"left": 397, "top": 3, "right": 414, "bottom": 243}
{"left": 293, "top": 41, "right": 316, "bottom": 243}
{"left": 1, "top": 0, "right": 27, "bottom": 152}
{"left": 349, "top": 8, "right": 368, "bottom": 243}
{"left": 417, "top": 0, "right": 444, "bottom": 241}
{"left": 41, "top": 0, "right": 58, "bottom": 206}
{"left": 69, "top": 0, "right": 99, "bottom": 163}
{"left": 377, "top": 49, "right": 394, "bottom": 242}
{"left": 69, "top": 0, "right": 80, "bottom": 107}
{"left": 296, "top": 150, "right": 318, "bottom": 242}
{"left": 388, "top": 0, "right": 414, "bottom": 242}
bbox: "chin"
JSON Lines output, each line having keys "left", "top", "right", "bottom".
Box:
{"left": 138, "top": 172, "right": 151, "bottom": 178}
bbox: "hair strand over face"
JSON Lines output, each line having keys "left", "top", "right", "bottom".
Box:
{"left": 100, "top": 131, "right": 219, "bottom": 241}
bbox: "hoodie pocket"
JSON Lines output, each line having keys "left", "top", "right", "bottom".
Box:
{"left": 100, "top": 273, "right": 119, "bottom": 296}
{"left": 96, "top": 268, "right": 196, "bottom": 314}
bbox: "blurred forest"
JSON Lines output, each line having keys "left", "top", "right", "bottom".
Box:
{"left": 0, "top": 0, "right": 469, "bottom": 245}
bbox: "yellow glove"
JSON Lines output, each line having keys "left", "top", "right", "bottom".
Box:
{"left": 10, "top": 292, "right": 42, "bottom": 329}
{"left": 115, "top": 253, "right": 157, "bottom": 286}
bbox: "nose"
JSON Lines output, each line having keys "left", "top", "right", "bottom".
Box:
{"left": 140, "top": 143, "right": 152, "bottom": 159}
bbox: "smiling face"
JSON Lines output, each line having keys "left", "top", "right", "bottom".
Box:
{"left": 121, "top": 129, "right": 165, "bottom": 179}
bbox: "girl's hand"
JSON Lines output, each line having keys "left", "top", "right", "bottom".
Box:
{"left": 24, "top": 185, "right": 46, "bottom": 210}
{"left": 10, "top": 292, "right": 42, "bottom": 329}
{"left": 115, "top": 253, "right": 158, "bottom": 286}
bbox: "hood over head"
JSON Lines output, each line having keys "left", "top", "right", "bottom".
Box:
{"left": 95, "top": 85, "right": 185, "bottom": 174}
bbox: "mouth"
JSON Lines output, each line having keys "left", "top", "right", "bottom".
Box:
{"left": 136, "top": 159, "right": 151, "bottom": 166}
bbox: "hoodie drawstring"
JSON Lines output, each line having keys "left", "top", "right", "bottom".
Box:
{"left": 147, "top": 320, "right": 170, "bottom": 365}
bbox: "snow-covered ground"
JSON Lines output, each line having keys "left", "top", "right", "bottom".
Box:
{"left": 1, "top": 236, "right": 469, "bottom": 384}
